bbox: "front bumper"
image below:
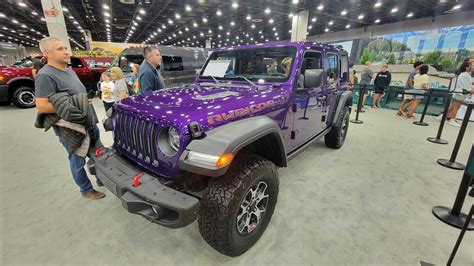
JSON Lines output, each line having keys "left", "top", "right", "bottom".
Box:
{"left": 88, "top": 148, "right": 200, "bottom": 228}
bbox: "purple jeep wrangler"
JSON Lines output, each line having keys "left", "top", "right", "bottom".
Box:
{"left": 89, "top": 41, "right": 352, "bottom": 256}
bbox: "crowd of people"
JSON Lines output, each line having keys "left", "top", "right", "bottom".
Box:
{"left": 350, "top": 57, "right": 474, "bottom": 126}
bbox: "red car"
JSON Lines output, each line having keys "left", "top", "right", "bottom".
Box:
{"left": 0, "top": 56, "right": 107, "bottom": 108}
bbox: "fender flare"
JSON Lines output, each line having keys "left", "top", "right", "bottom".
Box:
{"left": 331, "top": 91, "right": 353, "bottom": 125}
{"left": 7, "top": 77, "right": 35, "bottom": 85}
{"left": 179, "top": 116, "right": 287, "bottom": 177}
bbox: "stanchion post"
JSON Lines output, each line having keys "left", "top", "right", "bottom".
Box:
{"left": 427, "top": 92, "right": 451, "bottom": 144}
{"left": 447, "top": 204, "right": 474, "bottom": 266}
{"left": 350, "top": 85, "right": 364, "bottom": 124}
{"left": 432, "top": 145, "right": 474, "bottom": 230}
{"left": 413, "top": 89, "right": 433, "bottom": 126}
{"left": 437, "top": 104, "right": 473, "bottom": 170}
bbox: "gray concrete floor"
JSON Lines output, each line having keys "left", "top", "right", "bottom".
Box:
{"left": 1, "top": 98, "right": 473, "bottom": 265}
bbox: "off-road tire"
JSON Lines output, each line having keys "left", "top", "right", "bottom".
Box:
{"left": 12, "top": 86, "right": 35, "bottom": 108}
{"left": 198, "top": 155, "right": 279, "bottom": 257}
{"left": 325, "top": 106, "right": 350, "bottom": 149}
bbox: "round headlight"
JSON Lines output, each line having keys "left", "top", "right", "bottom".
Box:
{"left": 167, "top": 127, "right": 180, "bottom": 151}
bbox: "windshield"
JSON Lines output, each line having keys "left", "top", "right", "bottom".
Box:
{"left": 200, "top": 46, "right": 297, "bottom": 83}
{"left": 109, "top": 54, "right": 144, "bottom": 73}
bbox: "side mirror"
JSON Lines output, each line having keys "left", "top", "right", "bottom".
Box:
{"left": 304, "top": 69, "right": 323, "bottom": 89}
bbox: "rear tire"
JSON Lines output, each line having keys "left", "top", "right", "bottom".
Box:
{"left": 198, "top": 155, "right": 279, "bottom": 256}
{"left": 325, "top": 106, "right": 350, "bottom": 149}
{"left": 12, "top": 86, "right": 35, "bottom": 108}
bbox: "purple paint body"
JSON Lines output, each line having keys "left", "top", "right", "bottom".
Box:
{"left": 111, "top": 41, "right": 349, "bottom": 179}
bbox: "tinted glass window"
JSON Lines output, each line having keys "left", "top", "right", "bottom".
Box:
{"left": 163, "top": 56, "right": 184, "bottom": 71}
{"left": 119, "top": 55, "right": 144, "bottom": 73}
{"left": 70, "top": 58, "right": 84, "bottom": 68}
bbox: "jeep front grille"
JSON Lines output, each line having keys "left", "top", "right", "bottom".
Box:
{"left": 114, "top": 110, "right": 160, "bottom": 168}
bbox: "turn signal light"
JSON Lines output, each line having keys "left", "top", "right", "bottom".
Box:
{"left": 216, "top": 153, "right": 234, "bottom": 168}
{"left": 0, "top": 76, "right": 4, "bottom": 81}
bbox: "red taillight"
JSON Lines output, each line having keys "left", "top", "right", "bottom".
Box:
{"left": 95, "top": 147, "right": 104, "bottom": 157}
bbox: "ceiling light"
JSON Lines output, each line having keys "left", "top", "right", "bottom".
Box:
{"left": 216, "top": 10, "right": 222, "bottom": 16}
{"left": 18, "top": 2, "right": 27, "bottom": 7}
{"left": 193, "top": 22, "right": 198, "bottom": 27}
{"left": 292, "top": 0, "right": 299, "bottom": 4}
{"left": 341, "top": 10, "right": 347, "bottom": 15}
{"left": 265, "top": 8, "right": 271, "bottom": 14}
{"left": 358, "top": 14, "right": 364, "bottom": 19}
{"left": 374, "top": 2, "right": 382, "bottom": 8}
{"left": 308, "top": 25, "right": 312, "bottom": 29}
{"left": 230, "top": 21, "right": 235, "bottom": 26}
{"left": 139, "top": 9, "right": 146, "bottom": 14}
{"left": 73, "top": 21, "right": 79, "bottom": 24}
{"left": 311, "top": 17, "right": 317, "bottom": 22}
{"left": 133, "top": 21, "right": 138, "bottom": 26}
{"left": 288, "top": 13, "right": 294, "bottom": 18}
{"left": 103, "top": 4, "right": 109, "bottom": 9}
{"left": 185, "top": 27, "right": 189, "bottom": 31}
{"left": 232, "top": 2, "right": 238, "bottom": 9}
{"left": 158, "top": 29, "right": 162, "bottom": 32}
{"left": 168, "top": 19, "right": 173, "bottom": 24}
{"left": 68, "top": 15, "right": 73, "bottom": 19}
{"left": 325, "top": 28, "right": 329, "bottom": 32}
{"left": 0, "top": 13, "right": 5, "bottom": 18}
{"left": 226, "top": 32, "right": 230, "bottom": 35}
{"left": 40, "top": 17, "right": 45, "bottom": 21}
{"left": 218, "top": 25, "right": 223, "bottom": 30}
{"left": 136, "top": 16, "right": 142, "bottom": 20}
{"left": 345, "top": 24, "right": 350, "bottom": 28}
{"left": 12, "top": 19, "right": 18, "bottom": 24}
{"left": 62, "top": 7, "right": 68, "bottom": 12}
{"left": 375, "top": 18, "right": 380, "bottom": 23}
{"left": 317, "top": 4, "right": 324, "bottom": 11}
{"left": 251, "top": 24, "right": 256, "bottom": 28}
{"left": 31, "top": 11, "right": 38, "bottom": 16}
{"left": 203, "top": 17, "right": 208, "bottom": 23}
{"left": 328, "top": 20, "right": 333, "bottom": 25}
{"left": 200, "top": 32, "right": 204, "bottom": 37}
{"left": 391, "top": 7, "right": 398, "bottom": 13}
{"left": 175, "top": 13, "right": 181, "bottom": 19}
{"left": 289, "top": 30, "right": 292, "bottom": 33}
{"left": 185, "top": 5, "right": 192, "bottom": 12}
{"left": 407, "top": 12, "right": 413, "bottom": 18}
{"left": 269, "top": 18, "right": 274, "bottom": 24}
{"left": 104, "top": 12, "right": 110, "bottom": 17}
{"left": 246, "top": 15, "right": 251, "bottom": 20}
{"left": 131, "top": 26, "right": 136, "bottom": 29}
{"left": 162, "top": 24, "right": 166, "bottom": 29}
{"left": 452, "top": 4, "right": 461, "bottom": 10}
{"left": 105, "top": 19, "right": 110, "bottom": 23}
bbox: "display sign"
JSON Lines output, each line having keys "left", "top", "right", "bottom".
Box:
{"left": 202, "top": 60, "right": 231, "bottom": 77}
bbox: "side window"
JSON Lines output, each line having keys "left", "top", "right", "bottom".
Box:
{"left": 326, "top": 54, "right": 339, "bottom": 85}
{"left": 162, "top": 56, "right": 183, "bottom": 71}
{"left": 70, "top": 58, "right": 84, "bottom": 68}
{"left": 302, "top": 52, "right": 322, "bottom": 73}
{"left": 341, "top": 55, "right": 349, "bottom": 82}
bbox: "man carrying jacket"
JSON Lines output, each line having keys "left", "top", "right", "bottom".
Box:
{"left": 35, "top": 37, "right": 105, "bottom": 200}
{"left": 138, "top": 46, "right": 165, "bottom": 93}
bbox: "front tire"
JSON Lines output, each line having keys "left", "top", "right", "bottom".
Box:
{"left": 198, "top": 155, "right": 279, "bottom": 256}
{"left": 12, "top": 86, "right": 35, "bottom": 108}
{"left": 325, "top": 106, "right": 350, "bottom": 149}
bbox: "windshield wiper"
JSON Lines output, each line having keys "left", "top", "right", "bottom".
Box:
{"left": 231, "top": 75, "right": 257, "bottom": 87}
{"left": 200, "top": 75, "right": 221, "bottom": 83}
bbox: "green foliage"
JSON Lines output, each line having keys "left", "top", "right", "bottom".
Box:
{"left": 387, "top": 54, "right": 396, "bottom": 64}
{"left": 422, "top": 51, "right": 442, "bottom": 65}
{"left": 440, "top": 57, "right": 454, "bottom": 71}
{"left": 401, "top": 58, "right": 415, "bottom": 64}
{"left": 359, "top": 49, "right": 374, "bottom": 65}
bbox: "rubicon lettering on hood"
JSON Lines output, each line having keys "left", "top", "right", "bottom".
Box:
{"left": 208, "top": 100, "right": 277, "bottom": 125}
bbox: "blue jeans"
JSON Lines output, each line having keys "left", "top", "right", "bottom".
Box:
{"left": 58, "top": 125, "right": 101, "bottom": 195}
